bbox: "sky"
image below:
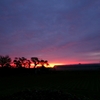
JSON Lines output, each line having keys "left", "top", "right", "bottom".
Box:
{"left": 0, "top": 0, "right": 100, "bottom": 66}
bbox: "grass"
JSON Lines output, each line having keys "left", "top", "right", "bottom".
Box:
{"left": 0, "top": 70, "right": 100, "bottom": 100}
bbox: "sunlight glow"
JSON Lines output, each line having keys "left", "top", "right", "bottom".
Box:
{"left": 49, "top": 63, "right": 63, "bottom": 68}
{"left": 30, "top": 63, "right": 63, "bottom": 68}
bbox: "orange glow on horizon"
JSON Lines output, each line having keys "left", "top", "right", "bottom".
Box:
{"left": 9, "top": 60, "right": 98, "bottom": 68}
{"left": 30, "top": 63, "right": 63, "bottom": 68}
{"left": 10, "top": 62, "right": 63, "bottom": 68}
{"left": 49, "top": 63, "right": 63, "bottom": 67}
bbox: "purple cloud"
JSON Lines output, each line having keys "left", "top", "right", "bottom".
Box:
{"left": 0, "top": 0, "right": 100, "bottom": 65}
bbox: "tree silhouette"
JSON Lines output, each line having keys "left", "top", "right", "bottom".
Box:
{"left": 39, "top": 60, "right": 49, "bottom": 68}
{"left": 19, "top": 57, "right": 27, "bottom": 67}
{"left": 13, "top": 57, "right": 22, "bottom": 68}
{"left": 27, "top": 60, "right": 31, "bottom": 68}
{"left": 0, "top": 55, "right": 49, "bottom": 69}
{"left": 31, "top": 57, "right": 39, "bottom": 68}
{"left": 0, "top": 55, "right": 11, "bottom": 67}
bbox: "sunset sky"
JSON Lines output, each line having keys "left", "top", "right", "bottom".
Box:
{"left": 0, "top": 0, "right": 100, "bottom": 67}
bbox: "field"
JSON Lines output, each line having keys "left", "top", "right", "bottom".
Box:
{"left": 0, "top": 69, "right": 100, "bottom": 100}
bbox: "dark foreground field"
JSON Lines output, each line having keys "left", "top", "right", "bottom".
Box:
{"left": 0, "top": 69, "right": 100, "bottom": 100}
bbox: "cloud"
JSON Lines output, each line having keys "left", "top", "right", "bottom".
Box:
{"left": 0, "top": 0, "right": 100, "bottom": 64}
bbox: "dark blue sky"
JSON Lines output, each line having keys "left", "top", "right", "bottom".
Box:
{"left": 0, "top": 0, "right": 100, "bottom": 66}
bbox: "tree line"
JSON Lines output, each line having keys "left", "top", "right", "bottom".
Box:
{"left": 0, "top": 55, "right": 49, "bottom": 68}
